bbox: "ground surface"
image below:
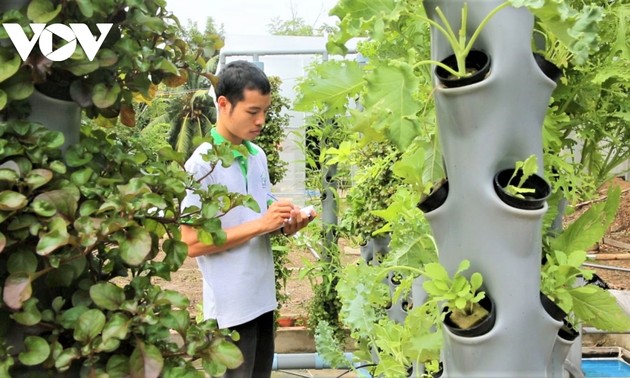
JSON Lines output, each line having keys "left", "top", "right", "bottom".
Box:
{"left": 157, "top": 178, "right": 630, "bottom": 320}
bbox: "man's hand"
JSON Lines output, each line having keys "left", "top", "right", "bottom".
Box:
{"left": 261, "top": 201, "right": 294, "bottom": 233}
{"left": 281, "top": 205, "right": 317, "bottom": 236}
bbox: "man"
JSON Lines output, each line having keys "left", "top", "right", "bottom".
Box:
{"left": 181, "top": 60, "right": 315, "bottom": 377}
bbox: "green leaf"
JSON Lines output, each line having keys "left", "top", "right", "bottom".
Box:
{"left": 0, "top": 190, "right": 28, "bottom": 211}
{"left": 0, "top": 50, "right": 21, "bottom": 83}
{"left": 130, "top": 342, "right": 164, "bottom": 378}
{"left": 75, "top": 0, "right": 94, "bottom": 17}
{"left": 106, "top": 355, "right": 130, "bottom": 376}
{"left": 162, "top": 239, "right": 188, "bottom": 270}
{"left": 294, "top": 60, "right": 364, "bottom": 117}
{"left": 209, "top": 338, "right": 243, "bottom": 369}
{"left": 54, "top": 347, "right": 80, "bottom": 370}
{"left": 162, "top": 309, "right": 190, "bottom": 335}
{"left": 25, "top": 169, "right": 53, "bottom": 190}
{"left": 102, "top": 313, "right": 130, "bottom": 342}
{"left": 74, "top": 309, "right": 106, "bottom": 343}
{"left": 90, "top": 282, "right": 126, "bottom": 311}
{"left": 58, "top": 305, "right": 88, "bottom": 329}
{"left": 119, "top": 227, "right": 152, "bottom": 266}
{"left": 92, "top": 82, "right": 121, "bottom": 109}
{"left": 0, "top": 90, "right": 6, "bottom": 110}
{"left": 12, "top": 297, "right": 41, "bottom": 326}
{"left": 3, "top": 273, "right": 32, "bottom": 310}
{"left": 156, "top": 290, "right": 189, "bottom": 308}
{"left": 32, "top": 186, "right": 80, "bottom": 219}
{"left": 27, "top": 0, "right": 62, "bottom": 23}
{"left": 0, "top": 231, "right": 5, "bottom": 253}
{"left": 551, "top": 186, "right": 620, "bottom": 252}
{"left": 18, "top": 336, "right": 50, "bottom": 366}
{"left": 7, "top": 249, "right": 38, "bottom": 274}
{"left": 363, "top": 63, "right": 421, "bottom": 149}
{"left": 570, "top": 285, "right": 630, "bottom": 331}
{"left": 36, "top": 216, "right": 70, "bottom": 256}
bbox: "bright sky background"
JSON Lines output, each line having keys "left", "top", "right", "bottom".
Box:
{"left": 166, "top": 0, "right": 340, "bottom": 36}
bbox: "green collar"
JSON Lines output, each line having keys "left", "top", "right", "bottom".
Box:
{"left": 210, "top": 128, "right": 258, "bottom": 158}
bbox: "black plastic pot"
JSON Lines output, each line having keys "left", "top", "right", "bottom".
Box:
{"left": 493, "top": 169, "right": 551, "bottom": 210}
{"left": 540, "top": 292, "right": 566, "bottom": 322}
{"left": 558, "top": 320, "right": 579, "bottom": 342}
{"left": 418, "top": 179, "right": 449, "bottom": 213}
{"left": 534, "top": 53, "right": 562, "bottom": 83}
{"left": 443, "top": 295, "right": 496, "bottom": 337}
{"left": 436, "top": 50, "right": 491, "bottom": 88}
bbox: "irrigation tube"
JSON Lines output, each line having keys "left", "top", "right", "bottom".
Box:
{"left": 272, "top": 352, "right": 372, "bottom": 377}
{"left": 583, "top": 262, "right": 630, "bottom": 273}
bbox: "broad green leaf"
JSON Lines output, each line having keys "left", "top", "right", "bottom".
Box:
{"left": 25, "top": 169, "right": 53, "bottom": 190}
{"left": 119, "top": 227, "right": 152, "bottom": 266}
{"left": 156, "top": 290, "right": 189, "bottom": 308}
{"left": 18, "top": 336, "right": 50, "bottom": 366}
{"left": 3, "top": 273, "right": 32, "bottom": 310}
{"left": 551, "top": 186, "right": 620, "bottom": 252}
{"left": 74, "top": 309, "right": 106, "bottom": 343}
{"left": 7, "top": 249, "right": 38, "bottom": 274}
{"left": 54, "top": 347, "right": 80, "bottom": 370}
{"left": 102, "top": 313, "right": 130, "bottom": 342}
{"left": 36, "top": 216, "right": 70, "bottom": 255}
{"left": 90, "top": 282, "right": 126, "bottom": 311}
{"left": 0, "top": 231, "right": 5, "bottom": 253}
{"left": 32, "top": 186, "right": 80, "bottom": 219}
{"left": 162, "top": 239, "right": 188, "bottom": 270}
{"left": 106, "top": 355, "right": 130, "bottom": 376}
{"left": 0, "top": 51, "right": 21, "bottom": 83}
{"left": 363, "top": 63, "right": 421, "bottom": 149}
{"left": 27, "top": 0, "right": 62, "bottom": 22}
{"left": 92, "top": 82, "right": 121, "bottom": 109}
{"left": 75, "top": 0, "right": 94, "bottom": 17}
{"left": 130, "top": 342, "right": 164, "bottom": 378}
{"left": 58, "top": 305, "right": 88, "bottom": 329}
{"left": 570, "top": 286, "right": 630, "bottom": 331}
{"left": 209, "top": 338, "right": 243, "bottom": 369}
{"left": 0, "top": 190, "right": 27, "bottom": 211}
{"left": 294, "top": 60, "right": 364, "bottom": 117}
{"left": 162, "top": 310, "right": 190, "bottom": 335}
{"left": 12, "top": 297, "right": 41, "bottom": 326}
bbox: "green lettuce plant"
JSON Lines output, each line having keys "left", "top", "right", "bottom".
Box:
{"left": 0, "top": 120, "right": 257, "bottom": 376}
{"left": 541, "top": 185, "right": 630, "bottom": 331}
{"left": 503, "top": 155, "right": 538, "bottom": 198}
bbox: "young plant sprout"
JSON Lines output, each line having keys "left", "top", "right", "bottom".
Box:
{"left": 503, "top": 155, "right": 538, "bottom": 198}
{"left": 414, "top": 1, "right": 510, "bottom": 78}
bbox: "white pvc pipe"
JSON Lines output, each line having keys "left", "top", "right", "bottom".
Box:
{"left": 272, "top": 352, "right": 372, "bottom": 376}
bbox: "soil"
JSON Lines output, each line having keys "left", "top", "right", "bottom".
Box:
{"left": 157, "top": 178, "right": 630, "bottom": 320}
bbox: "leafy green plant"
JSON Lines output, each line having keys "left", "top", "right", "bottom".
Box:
{"left": 541, "top": 185, "right": 630, "bottom": 331}
{"left": 0, "top": 0, "right": 221, "bottom": 126}
{"left": 0, "top": 120, "right": 258, "bottom": 376}
{"left": 421, "top": 261, "right": 488, "bottom": 329}
{"left": 503, "top": 155, "right": 538, "bottom": 198}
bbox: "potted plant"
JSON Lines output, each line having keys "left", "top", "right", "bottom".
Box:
{"left": 0, "top": 0, "right": 218, "bottom": 129}
{"left": 0, "top": 120, "right": 257, "bottom": 376}
{"left": 494, "top": 155, "right": 551, "bottom": 210}
{"left": 421, "top": 260, "right": 495, "bottom": 337}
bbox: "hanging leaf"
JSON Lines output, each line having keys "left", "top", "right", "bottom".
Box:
{"left": 90, "top": 282, "right": 126, "bottom": 311}
{"left": 3, "top": 273, "right": 32, "bottom": 310}
{"left": 18, "top": 336, "right": 50, "bottom": 366}
{"left": 36, "top": 216, "right": 70, "bottom": 256}
{"left": 0, "top": 190, "right": 28, "bottom": 211}
{"left": 130, "top": 342, "right": 164, "bottom": 378}
{"left": 92, "top": 82, "right": 122, "bottom": 109}
{"left": 73, "top": 309, "right": 106, "bottom": 343}
{"left": 119, "top": 227, "right": 152, "bottom": 266}
{"left": 0, "top": 51, "right": 21, "bottom": 84}
{"left": 27, "top": 0, "right": 62, "bottom": 23}
{"left": 120, "top": 104, "right": 136, "bottom": 127}
{"left": 25, "top": 169, "right": 53, "bottom": 191}
{"left": 101, "top": 313, "right": 130, "bottom": 342}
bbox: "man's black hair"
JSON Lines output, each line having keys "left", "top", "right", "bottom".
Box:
{"left": 216, "top": 60, "right": 271, "bottom": 109}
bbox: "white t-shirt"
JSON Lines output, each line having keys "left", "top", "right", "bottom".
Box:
{"left": 181, "top": 141, "right": 277, "bottom": 329}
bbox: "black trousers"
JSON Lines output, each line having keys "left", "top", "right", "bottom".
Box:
{"left": 224, "top": 311, "right": 275, "bottom": 378}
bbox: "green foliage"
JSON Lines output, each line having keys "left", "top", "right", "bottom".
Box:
{"left": 256, "top": 76, "right": 289, "bottom": 185}
{"left": 542, "top": 185, "right": 630, "bottom": 331}
{"left": 0, "top": 120, "right": 255, "bottom": 376}
{"left": 0, "top": 0, "right": 222, "bottom": 127}
{"left": 503, "top": 155, "right": 539, "bottom": 198}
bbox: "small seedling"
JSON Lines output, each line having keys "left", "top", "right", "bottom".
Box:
{"left": 504, "top": 155, "right": 538, "bottom": 199}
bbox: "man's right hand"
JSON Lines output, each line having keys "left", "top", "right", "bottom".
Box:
{"left": 261, "top": 200, "right": 294, "bottom": 233}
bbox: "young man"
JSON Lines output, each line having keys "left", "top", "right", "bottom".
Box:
{"left": 181, "top": 60, "right": 315, "bottom": 378}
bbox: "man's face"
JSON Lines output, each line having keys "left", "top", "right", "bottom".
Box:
{"left": 217, "top": 88, "right": 271, "bottom": 144}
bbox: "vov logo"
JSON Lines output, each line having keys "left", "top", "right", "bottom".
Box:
{"left": 2, "top": 23, "right": 113, "bottom": 62}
